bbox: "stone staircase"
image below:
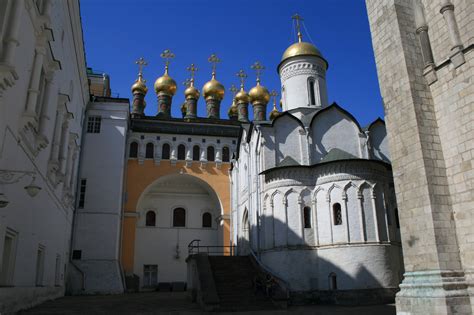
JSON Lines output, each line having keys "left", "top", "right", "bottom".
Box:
{"left": 208, "top": 256, "right": 278, "bottom": 312}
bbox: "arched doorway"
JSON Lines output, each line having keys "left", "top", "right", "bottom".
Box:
{"left": 239, "top": 209, "right": 250, "bottom": 255}
{"left": 133, "top": 174, "right": 222, "bottom": 288}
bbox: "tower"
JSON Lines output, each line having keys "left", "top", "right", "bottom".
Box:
{"left": 278, "top": 14, "right": 328, "bottom": 111}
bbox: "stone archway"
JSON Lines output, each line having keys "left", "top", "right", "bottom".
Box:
{"left": 133, "top": 173, "right": 223, "bottom": 287}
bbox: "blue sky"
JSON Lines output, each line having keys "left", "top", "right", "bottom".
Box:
{"left": 80, "top": 0, "right": 383, "bottom": 126}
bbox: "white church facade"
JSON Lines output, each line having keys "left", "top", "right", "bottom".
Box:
{"left": 230, "top": 29, "right": 403, "bottom": 302}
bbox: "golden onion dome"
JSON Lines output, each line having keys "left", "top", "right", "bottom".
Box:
{"left": 281, "top": 41, "right": 322, "bottom": 61}
{"left": 185, "top": 85, "right": 200, "bottom": 99}
{"left": 202, "top": 77, "right": 225, "bottom": 100}
{"left": 235, "top": 88, "right": 249, "bottom": 104}
{"left": 249, "top": 84, "right": 270, "bottom": 105}
{"left": 269, "top": 101, "right": 281, "bottom": 120}
{"left": 228, "top": 100, "right": 238, "bottom": 117}
{"left": 154, "top": 72, "right": 177, "bottom": 96}
{"left": 131, "top": 76, "right": 148, "bottom": 94}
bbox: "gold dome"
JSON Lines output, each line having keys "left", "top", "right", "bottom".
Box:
{"left": 202, "top": 78, "right": 225, "bottom": 100}
{"left": 131, "top": 76, "right": 148, "bottom": 94}
{"left": 154, "top": 73, "right": 177, "bottom": 96}
{"left": 235, "top": 88, "right": 249, "bottom": 103}
{"left": 249, "top": 84, "right": 270, "bottom": 105}
{"left": 185, "top": 85, "right": 200, "bottom": 99}
{"left": 228, "top": 100, "right": 238, "bottom": 117}
{"left": 281, "top": 41, "right": 322, "bottom": 62}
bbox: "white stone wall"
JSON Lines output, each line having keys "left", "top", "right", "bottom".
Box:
{"left": 70, "top": 100, "right": 129, "bottom": 294}
{"left": 0, "top": 0, "right": 88, "bottom": 312}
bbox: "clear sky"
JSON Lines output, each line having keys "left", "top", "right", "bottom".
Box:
{"left": 80, "top": 0, "right": 383, "bottom": 126}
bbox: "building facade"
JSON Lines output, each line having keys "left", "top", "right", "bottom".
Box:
{"left": 0, "top": 0, "right": 88, "bottom": 312}
{"left": 230, "top": 32, "right": 403, "bottom": 303}
{"left": 366, "top": 0, "right": 474, "bottom": 313}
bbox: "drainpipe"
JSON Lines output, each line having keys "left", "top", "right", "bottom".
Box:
{"left": 254, "top": 127, "right": 262, "bottom": 258}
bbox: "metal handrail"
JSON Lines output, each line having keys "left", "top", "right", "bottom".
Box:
{"left": 188, "top": 239, "right": 235, "bottom": 256}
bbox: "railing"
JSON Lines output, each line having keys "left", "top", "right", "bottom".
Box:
{"left": 188, "top": 239, "right": 236, "bottom": 256}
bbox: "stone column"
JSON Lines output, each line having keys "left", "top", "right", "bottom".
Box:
{"left": 58, "top": 112, "right": 72, "bottom": 176}
{"left": 24, "top": 47, "right": 46, "bottom": 117}
{"left": 342, "top": 194, "right": 350, "bottom": 243}
{"left": 440, "top": 0, "right": 465, "bottom": 67}
{"left": 357, "top": 192, "right": 366, "bottom": 242}
{"left": 49, "top": 106, "right": 65, "bottom": 166}
{"left": 312, "top": 200, "right": 319, "bottom": 246}
{"left": 0, "top": 0, "right": 22, "bottom": 65}
{"left": 37, "top": 73, "right": 55, "bottom": 139}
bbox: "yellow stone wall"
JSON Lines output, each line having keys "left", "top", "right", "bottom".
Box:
{"left": 121, "top": 159, "right": 231, "bottom": 273}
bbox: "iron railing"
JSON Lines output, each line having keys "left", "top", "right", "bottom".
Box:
{"left": 187, "top": 239, "right": 236, "bottom": 256}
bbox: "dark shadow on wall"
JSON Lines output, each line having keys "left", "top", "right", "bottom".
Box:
{"left": 236, "top": 214, "right": 403, "bottom": 305}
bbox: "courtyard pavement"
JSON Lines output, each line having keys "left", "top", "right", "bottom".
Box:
{"left": 20, "top": 292, "right": 396, "bottom": 315}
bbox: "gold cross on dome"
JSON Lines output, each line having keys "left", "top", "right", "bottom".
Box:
{"left": 229, "top": 84, "right": 238, "bottom": 97}
{"left": 236, "top": 69, "right": 247, "bottom": 88}
{"left": 186, "top": 63, "right": 198, "bottom": 81}
{"left": 250, "top": 61, "right": 265, "bottom": 84}
{"left": 182, "top": 78, "right": 191, "bottom": 87}
{"left": 135, "top": 57, "right": 148, "bottom": 76}
{"left": 208, "top": 53, "right": 221, "bottom": 78}
{"left": 270, "top": 90, "right": 278, "bottom": 106}
{"left": 292, "top": 13, "right": 304, "bottom": 42}
{"left": 160, "top": 49, "right": 175, "bottom": 73}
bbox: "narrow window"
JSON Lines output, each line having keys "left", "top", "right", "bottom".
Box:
{"left": 78, "top": 179, "right": 87, "bottom": 209}
{"left": 145, "top": 143, "right": 154, "bottom": 159}
{"left": 192, "top": 145, "right": 200, "bottom": 161}
{"left": 72, "top": 250, "right": 82, "bottom": 260}
{"left": 0, "top": 229, "right": 18, "bottom": 286}
{"left": 146, "top": 211, "right": 156, "bottom": 227}
{"left": 329, "top": 273, "right": 337, "bottom": 290}
{"left": 143, "top": 265, "right": 158, "bottom": 287}
{"left": 222, "top": 147, "right": 230, "bottom": 162}
{"left": 207, "top": 146, "right": 215, "bottom": 162}
{"left": 177, "top": 144, "right": 186, "bottom": 160}
{"left": 394, "top": 208, "right": 400, "bottom": 229}
{"left": 308, "top": 79, "right": 316, "bottom": 105}
{"left": 54, "top": 255, "right": 61, "bottom": 286}
{"left": 303, "top": 206, "right": 311, "bottom": 228}
{"left": 35, "top": 245, "right": 45, "bottom": 286}
{"left": 202, "top": 212, "right": 212, "bottom": 228}
{"left": 333, "top": 203, "right": 342, "bottom": 225}
{"left": 162, "top": 143, "right": 170, "bottom": 160}
{"left": 129, "top": 142, "right": 138, "bottom": 158}
{"left": 87, "top": 116, "right": 102, "bottom": 133}
{"left": 173, "top": 208, "right": 186, "bottom": 227}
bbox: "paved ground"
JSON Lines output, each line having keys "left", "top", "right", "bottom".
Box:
{"left": 20, "top": 292, "right": 396, "bottom": 315}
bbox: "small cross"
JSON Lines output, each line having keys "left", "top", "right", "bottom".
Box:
{"left": 270, "top": 90, "right": 279, "bottom": 107}
{"left": 186, "top": 63, "right": 198, "bottom": 81}
{"left": 135, "top": 57, "right": 148, "bottom": 76}
{"left": 208, "top": 53, "right": 221, "bottom": 77}
{"left": 229, "top": 84, "right": 238, "bottom": 97}
{"left": 160, "top": 49, "right": 175, "bottom": 71}
{"left": 236, "top": 69, "right": 247, "bottom": 88}
{"left": 292, "top": 13, "right": 304, "bottom": 42}
{"left": 250, "top": 61, "right": 265, "bottom": 84}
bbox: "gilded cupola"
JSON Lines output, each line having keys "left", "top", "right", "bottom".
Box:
{"left": 228, "top": 84, "right": 239, "bottom": 119}
{"left": 249, "top": 61, "right": 270, "bottom": 106}
{"left": 130, "top": 57, "right": 148, "bottom": 119}
{"left": 202, "top": 54, "right": 225, "bottom": 101}
{"left": 154, "top": 50, "right": 177, "bottom": 96}
{"left": 269, "top": 91, "right": 281, "bottom": 121}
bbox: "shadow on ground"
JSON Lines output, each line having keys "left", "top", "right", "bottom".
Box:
{"left": 20, "top": 292, "right": 396, "bottom": 315}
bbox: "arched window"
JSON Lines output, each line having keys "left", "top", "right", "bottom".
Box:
{"left": 145, "top": 143, "right": 154, "bottom": 159}
{"left": 192, "top": 145, "right": 200, "bottom": 161}
{"left": 145, "top": 211, "right": 156, "bottom": 227}
{"left": 329, "top": 273, "right": 337, "bottom": 290}
{"left": 162, "top": 143, "right": 170, "bottom": 160}
{"left": 177, "top": 144, "right": 186, "bottom": 160}
{"left": 207, "top": 146, "right": 215, "bottom": 162}
{"left": 333, "top": 203, "right": 342, "bottom": 225}
{"left": 202, "top": 212, "right": 212, "bottom": 228}
{"left": 173, "top": 208, "right": 186, "bottom": 227}
{"left": 308, "top": 78, "right": 316, "bottom": 105}
{"left": 303, "top": 206, "right": 311, "bottom": 228}
{"left": 222, "top": 147, "right": 230, "bottom": 162}
{"left": 394, "top": 208, "right": 400, "bottom": 229}
{"left": 129, "top": 142, "right": 138, "bottom": 158}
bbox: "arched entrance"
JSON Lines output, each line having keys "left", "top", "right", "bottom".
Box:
{"left": 133, "top": 173, "right": 222, "bottom": 288}
{"left": 239, "top": 209, "right": 250, "bottom": 255}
